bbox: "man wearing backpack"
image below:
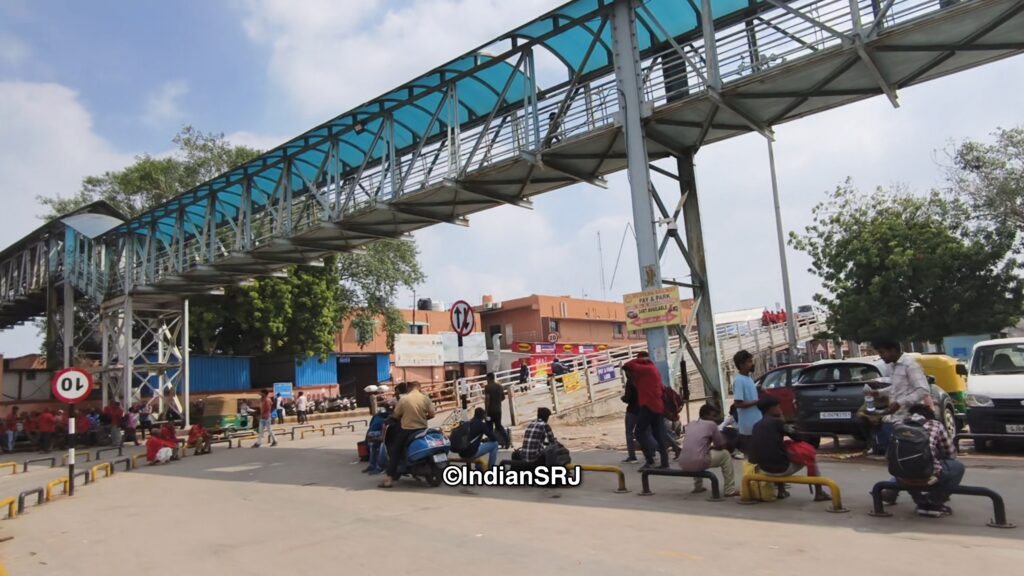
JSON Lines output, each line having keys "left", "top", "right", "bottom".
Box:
{"left": 457, "top": 408, "right": 500, "bottom": 469}
{"left": 886, "top": 403, "right": 964, "bottom": 517}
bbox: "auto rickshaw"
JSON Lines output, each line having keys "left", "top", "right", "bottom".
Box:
{"left": 904, "top": 353, "right": 969, "bottom": 416}
{"left": 201, "top": 394, "right": 260, "bottom": 434}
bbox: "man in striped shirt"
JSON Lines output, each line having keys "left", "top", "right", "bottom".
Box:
{"left": 901, "top": 403, "right": 964, "bottom": 517}
{"left": 517, "top": 407, "right": 556, "bottom": 464}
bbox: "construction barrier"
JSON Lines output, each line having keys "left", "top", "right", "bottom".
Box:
{"left": 579, "top": 465, "right": 629, "bottom": 493}
{"left": 330, "top": 423, "right": 355, "bottom": 435}
{"left": 300, "top": 428, "right": 325, "bottom": 439}
{"left": 90, "top": 462, "right": 113, "bottom": 482}
{"left": 17, "top": 487, "right": 43, "bottom": 514}
{"left": 131, "top": 453, "right": 149, "bottom": 468}
{"left": 22, "top": 456, "right": 56, "bottom": 472}
{"left": 1, "top": 496, "right": 15, "bottom": 519}
{"left": 62, "top": 452, "right": 92, "bottom": 465}
{"left": 0, "top": 462, "right": 16, "bottom": 476}
{"left": 96, "top": 446, "right": 123, "bottom": 460}
{"left": 46, "top": 478, "right": 69, "bottom": 502}
{"left": 111, "top": 457, "right": 132, "bottom": 472}
{"left": 740, "top": 474, "right": 847, "bottom": 513}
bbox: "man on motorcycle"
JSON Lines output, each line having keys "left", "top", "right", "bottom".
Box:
{"left": 380, "top": 381, "right": 435, "bottom": 488}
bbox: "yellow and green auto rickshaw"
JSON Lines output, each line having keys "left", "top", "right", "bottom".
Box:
{"left": 905, "top": 353, "right": 969, "bottom": 415}
{"left": 201, "top": 394, "right": 260, "bottom": 434}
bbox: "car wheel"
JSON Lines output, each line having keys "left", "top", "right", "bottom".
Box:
{"left": 942, "top": 405, "right": 957, "bottom": 440}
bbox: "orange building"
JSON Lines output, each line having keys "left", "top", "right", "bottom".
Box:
{"left": 476, "top": 294, "right": 693, "bottom": 352}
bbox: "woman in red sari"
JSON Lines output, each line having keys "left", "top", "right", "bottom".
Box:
{"left": 146, "top": 423, "right": 179, "bottom": 464}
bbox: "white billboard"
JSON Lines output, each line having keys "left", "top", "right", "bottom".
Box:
{"left": 394, "top": 334, "right": 444, "bottom": 367}
{"left": 442, "top": 332, "right": 488, "bottom": 363}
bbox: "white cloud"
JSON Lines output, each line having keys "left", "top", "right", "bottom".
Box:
{"left": 0, "top": 31, "right": 30, "bottom": 68}
{"left": 0, "top": 81, "right": 132, "bottom": 356}
{"left": 225, "top": 130, "right": 290, "bottom": 153}
{"left": 142, "top": 80, "right": 189, "bottom": 127}
{"left": 238, "top": 0, "right": 562, "bottom": 120}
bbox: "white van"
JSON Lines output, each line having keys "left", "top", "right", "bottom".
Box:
{"left": 965, "top": 338, "right": 1024, "bottom": 441}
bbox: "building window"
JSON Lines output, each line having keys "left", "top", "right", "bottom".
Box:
{"left": 613, "top": 324, "right": 625, "bottom": 339}
{"left": 409, "top": 324, "right": 425, "bottom": 335}
{"left": 628, "top": 329, "right": 643, "bottom": 339}
{"left": 548, "top": 319, "right": 560, "bottom": 334}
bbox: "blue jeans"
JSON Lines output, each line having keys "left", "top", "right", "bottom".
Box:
{"left": 4, "top": 430, "right": 13, "bottom": 452}
{"left": 472, "top": 441, "right": 499, "bottom": 469}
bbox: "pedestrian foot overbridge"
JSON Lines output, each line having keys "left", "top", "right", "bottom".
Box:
{"left": 1, "top": 0, "right": 1021, "bottom": 414}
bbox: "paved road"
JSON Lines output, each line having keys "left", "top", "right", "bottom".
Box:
{"left": 2, "top": 430, "right": 1022, "bottom": 576}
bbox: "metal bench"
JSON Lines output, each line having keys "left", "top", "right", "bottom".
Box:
{"left": 96, "top": 446, "right": 123, "bottom": 460}
{"left": 17, "top": 487, "right": 44, "bottom": 514}
{"left": 46, "top": 478, "right": 69, "bottom": 502}
{"left": 640, "top": 468, "right": 720, "bottom": 500}
{"left": 869, "top": 480, "right": 1016, "bottom": 528}
{"left": 740, "top": 473, "right": 847, "bottom": 512}
{"left": 579, "top": 465, "right": 629, "bottom": 493}
{"left": 22, "top": 456, "right": 56, "bottom": 472}
{"left": 953, "top": 433, "right": 1024, "bottom": 453}
{"left": 330, "top": 423, "right": 355, "bottom": 435}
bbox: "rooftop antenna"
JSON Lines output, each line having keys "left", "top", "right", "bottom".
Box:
{"left": 597, "top": 231, "right": 607, "bottom": 301}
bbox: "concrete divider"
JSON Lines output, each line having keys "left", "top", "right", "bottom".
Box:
{"left": 90, "top": 462, "right": 113, "bottom": 482}
{"left": 0, "top": 462, "right": 16, "bottom": 476}
{"left": 22, "top": 456, "right": 56, "bottom": 472}
{"left": 45, "top": 478, "right": 69, "bottom": 502}
{"left": 300, "top": 428, "right": 326, "bottom": 439}
{"left": 740, "top": 473, "right": 847, "bottom": 513}
{"left": 17, "top": 488, "right": 43, "bottom": 514}
{"left": 0, "top": 496, "right": 15, "bottom": 519}
{"left": 579, "top": 465, "right": 629, "bottom": 493}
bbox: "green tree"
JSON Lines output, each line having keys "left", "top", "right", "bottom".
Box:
{"left": 39, "top": 127, "right": 423, "bottom": 359}
{"left": 949, "top": 126, "right": 1024, "bottom": 248}
{"left": 790, "top": 180, "right": 1023, "bottom": 343}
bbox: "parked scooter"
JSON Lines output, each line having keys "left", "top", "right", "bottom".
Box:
{"left": 385, "top": 428, "right": 450, "bottom": 487}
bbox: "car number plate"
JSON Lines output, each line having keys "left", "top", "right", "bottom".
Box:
{"left": 1007, "top": 425, "right": 1024, "bottom": 434}
{"left": 819, "top": 411, "right": 851, "bottom": 420}
{"left": 432, "top": 453, "right": 448, "bottom": 463}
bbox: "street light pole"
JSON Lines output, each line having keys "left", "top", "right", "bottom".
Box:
{"left": 767, "top": 139, "right": 798, "bottom": 359}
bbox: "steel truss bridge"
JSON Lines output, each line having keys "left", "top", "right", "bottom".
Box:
{"left": 1, "top": 0, "right": 1022, "bottom": 420}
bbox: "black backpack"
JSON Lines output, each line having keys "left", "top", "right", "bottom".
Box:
{"left": 543, "top": 442, "right": 572, "bottom": 467}
{"left": 886, "top": 421, "right": 934, "bottom": 481}
{"left": 449, "top": 422, "right": 471, "bottom": 454}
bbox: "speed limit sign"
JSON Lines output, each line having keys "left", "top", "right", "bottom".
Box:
{"left": 51, "top": 368, "right": 93, "bottom": 404}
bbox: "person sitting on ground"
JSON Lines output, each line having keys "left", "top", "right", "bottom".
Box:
{"left": 187, "top": 423, "right": 212, "bottom": 455}
{"left": 885, "top": 403, "right": 964, "bottom": 517}
{"left": 677, "top": 404, "right": 738, "bottom": 497}
{"left": 461, "top": 408, "right": 500, "bottom": 470}
{"left": 514, "top": 407, "right": 557, "bottom": 466}
{"left": 748, "top": 396, "right": 831, "bottom": 502}
{"left": 146, "top": 423, "right": 180, "bottom": 464}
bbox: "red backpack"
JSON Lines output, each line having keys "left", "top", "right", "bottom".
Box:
{"left": 662, "top": 387, "right": 683, "bottom": 420}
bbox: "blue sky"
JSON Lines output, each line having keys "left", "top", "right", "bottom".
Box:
{"left": 2, "top": 0, "right": 1024, "bottom": 357}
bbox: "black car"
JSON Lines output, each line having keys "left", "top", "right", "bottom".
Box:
{"left": 793, "top": 360, "right": 956, "bottom": 446}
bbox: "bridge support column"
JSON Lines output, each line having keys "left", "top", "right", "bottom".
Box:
{"left": 100, "top": 296, "right": 187, "bottom": 419}
{"left": 611, "top": 0, "right": 670, "bottom": 386}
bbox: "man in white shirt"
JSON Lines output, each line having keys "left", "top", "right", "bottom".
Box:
{"left": 871, "top": 338, "right": 932, "bottom": 452}
{"left": 296, "top": 392, "right": 309, "bottom": 424}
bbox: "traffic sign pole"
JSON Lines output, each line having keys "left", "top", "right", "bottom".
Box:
{"left": 67, "top": 417, "right": 75, "bottom": 496}
{"left": 450, "top": 300, "right": 475, "bottom": 420}
{"left": 51, "top": 367, "right": 93, "bottom": 497}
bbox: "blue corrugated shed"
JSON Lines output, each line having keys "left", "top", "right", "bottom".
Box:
{"left": 190, "top": 356, "right": 252, "bottom": 393}
{"left": 376, "top": 354, "right": 391, "bottom": 383}
{"left": 295, "top": 354, "right": 339, "bottom": 387}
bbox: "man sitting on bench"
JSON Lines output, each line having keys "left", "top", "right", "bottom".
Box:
{"left": 748, "top": 397, "right": 831, "bottom": 502}
{"left": 513, "top": 407, "right": 557, "bottom": 468}
{"left": 677, "top": 404, "right": 737, "bottom": 497}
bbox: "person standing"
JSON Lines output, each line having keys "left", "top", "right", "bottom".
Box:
{"left": 871, "top": 339, "right": 931, "bottom": 453}
{"left": 4, "top": 406, "right": 19, "bottom": 453}
{"left": 125, "top": 406, "right": 141, "bottom": 446}
{"left": 274, "top": 394, "right": 285, "bottom": 425}
{"left": 620, "top": 370, "right": 640, "bottom": 464}
{"left": 731, "top": 350, "right": 761, "bottom": 452}
{"left": 380, "top": 381, "right": 435, "bottom": 488}
{"left": 37, "top": 409, "right": 56, "bottom": 453}
{"left": 139, "top": 401, "right": 154, "bottom": 440}
{"left": 519, "top": 360, "right": 530, "bottom": 387}
{"left": 251, "top": 389, "right": 278, "bottom": 448}
{"left": 296, "top": 392, "right": 308, "bottom": 425}
{"left": 103, "top": 401, "right": 125, "bottom": 447}
{"left": 483, "top": 373, "right": 509, "bottom": 448}
{"left": 623, "top": 351, "right": 669, "bottom": 469}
